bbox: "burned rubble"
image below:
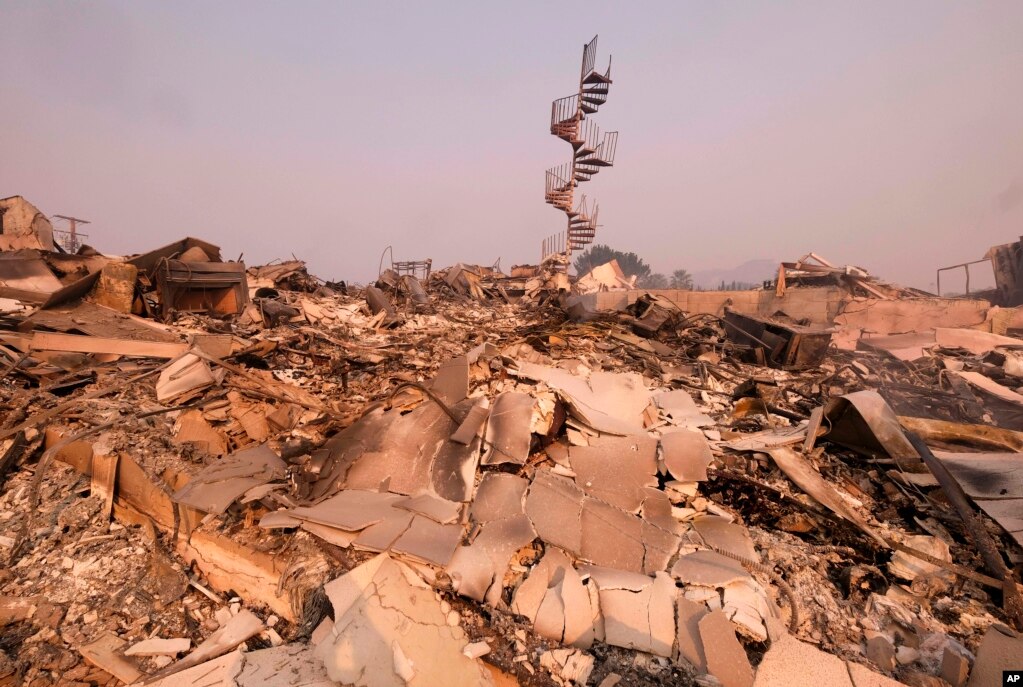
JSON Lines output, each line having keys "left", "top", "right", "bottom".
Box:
{"left": 2, "top": 210, "right": 1023, "bottom": 687}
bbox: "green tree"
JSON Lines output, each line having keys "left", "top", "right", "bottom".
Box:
{"left": 671, "top": 269, "right": 694, "bottom": 290}
{"left": 573, "top": 244, "right": 651, "bottom": 282}
{"left": 638, "top": 273, "right": 668, "bottom": 289}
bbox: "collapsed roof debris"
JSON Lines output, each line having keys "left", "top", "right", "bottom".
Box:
{"left": 3, "top": 198, "right": 1023, "bottom": 687}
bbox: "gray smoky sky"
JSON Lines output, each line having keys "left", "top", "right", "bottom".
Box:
{"left": 2, "top": 1, "right": 1022, "bottom": 291}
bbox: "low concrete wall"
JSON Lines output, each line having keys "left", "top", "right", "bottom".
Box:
{"left": 572, "top": 287, "right": 996, "bottom": 334}
{"left": 631, "top": 287, "right": 845, "bottom": 325}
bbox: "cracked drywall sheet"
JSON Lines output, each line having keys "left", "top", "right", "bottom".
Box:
{"left": 654, "top": 389, "right": 714, "bottom": 429}
{"left": 316, "top": 554, "right": 495, "bottom": 687}
{"left": 482, "top": 391, "right": 535, "bottom": 465}
{"left": 172, "top": 443, "right": 286, "bottom": 515}
{"left": 510, "top": 361, "right": 652, "bottom": 435}
{"left": 581, "top": 566, "right": 676, "bottom": 658}
{"left": 511, "top": 547, "right": 595, "bottom": 649}
{"left": 699, "top": 609, "right": 754, "bottom": 687}
{"left": 448, "top": 474, "right": 535, "bottom": 604}
{"left": 525, "top": 468, "right": 680, "bottom": 575}
{"left": 660, "top": 430, "right": 714, "bottom": 483}
{"left": 451, "top": 398, "right": 490, "bottom": 445}
{"left": 568, "top": 435, "right": 658, "bottom": 512}
{"left": 281, "top": 490, "right": 465, "bottom": 565}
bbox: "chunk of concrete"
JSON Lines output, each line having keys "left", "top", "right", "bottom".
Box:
{"left": 676, "top": 597, "right": 709, "bottom": 671}
{"left": 940, "top": 647, "right": 969, "bottom": 687}
{"left": 866, "top": 635, "right": 896, "bottom": 672}
{"left": 699, "top": 610, "right": 754, "bottom": 687}
{"left": 752, "top": 634, "right": 851, "bottom": 687}
{"left": 966, "top": 625, "right": 1023, "bottom": 687}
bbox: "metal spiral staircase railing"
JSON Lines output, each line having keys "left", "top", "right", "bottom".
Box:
{"left": 541, "top": 36, "right": 618, "bottom": 266}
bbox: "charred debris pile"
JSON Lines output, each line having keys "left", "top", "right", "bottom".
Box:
{"left": 2, "top": 224, "right": 1023, "bottom": 687}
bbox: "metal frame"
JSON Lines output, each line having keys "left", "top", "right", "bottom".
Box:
{"left": 936, "top": 259, "right": 991, "bottom": 297}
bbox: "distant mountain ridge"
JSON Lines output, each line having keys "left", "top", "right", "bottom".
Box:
{"left": 688, "top": 258, "right": 778, "bottom": 290}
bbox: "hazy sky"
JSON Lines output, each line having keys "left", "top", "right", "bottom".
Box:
{"left": 2, "top": 1, "right": 1022, "bottom": 291}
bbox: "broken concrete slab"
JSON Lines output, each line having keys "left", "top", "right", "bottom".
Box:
{"left": 966, "top": 624, "right": 1023, "bottom": 687}
{"left": 752, "top": 633, "right": 853, "bottom": 687}
{"left": 315, "top": 553, "right": 495, "bottom": 687}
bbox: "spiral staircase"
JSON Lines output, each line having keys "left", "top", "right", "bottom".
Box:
{"left": 541, "top": 36, "right": 618, "bottom": 265}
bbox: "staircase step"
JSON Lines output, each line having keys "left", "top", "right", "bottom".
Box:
{"left": 582, "top": 71, "right": 612, "bottom": 85}
{"left": 580, "top": 103, "right": 598, "bottom": 114}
